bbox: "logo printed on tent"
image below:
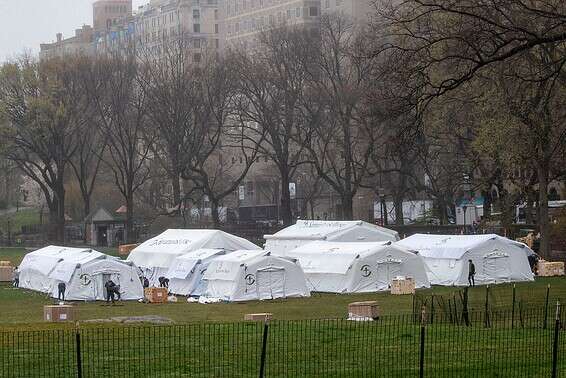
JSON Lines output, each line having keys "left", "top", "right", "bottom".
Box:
{"left": 245, "top": 274, "right": 256, "bottom": 285}
{"left": 361, "top": 265, "right": 372, "bottom": 277}
{"left": 79, "top": 273, "right": 92, "bottom": 286}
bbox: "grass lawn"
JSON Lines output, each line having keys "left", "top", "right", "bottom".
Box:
{"left": 1, "top": 247, "right": 566, "bottom": 329}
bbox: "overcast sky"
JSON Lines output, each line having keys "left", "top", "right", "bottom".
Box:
{"left": 0, "top": 0, "right": 145, "bottom": 63}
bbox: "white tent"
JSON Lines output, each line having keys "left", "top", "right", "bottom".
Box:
{"left": 395, "top": 234, "right": 535, "bottom": 286}
{"left": 127, "top": 229, "right": 261, "bottom": 284}
{"left": 285, "top": 241, "right": 430, "bottom": 293}
{"left": 18, "top": 246, "right": 143, "bottom": 301}
{"left": 165, "top": 248, "right": 226, "bottom": 296}
{"left": 202, "top": 250, "right": 310, "bottom": 302}
{"left": 264, "top": 220, "right": 400, "bottom": 256}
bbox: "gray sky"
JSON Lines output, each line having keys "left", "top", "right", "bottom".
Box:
{"left": 0, "top": 0, "right": 145, "bottom": 63}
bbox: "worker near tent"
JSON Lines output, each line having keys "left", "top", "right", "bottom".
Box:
{"left": 12, "top": 266, "right": 19, "bottom": 288}
{"left": 468, "top": 260, "right": 476, "bottom": 287}
{"left": 57, "top": 282, "right": 66, "bottom": 301}
{"left": 143, "top": 276, "right": 149, "bottom": 288}
{"left": 158, "top": 276, "right": 169, "bottom": 288}
{"left": 105, "top": 280, "right": 117, "bottom": 303}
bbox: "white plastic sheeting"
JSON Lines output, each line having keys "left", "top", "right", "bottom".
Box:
{"left": 396, "top": 234, "right": 535, "bottom": 286}
{"left": 285, "top": 241, "right": 430, "bottom": 293}
{"left": 165, "top": 249, "right": 226, "bottom": 296}
{"left": 202, "top": 250, "right": 310, "bottom": 302}
{"left": 127, "top": 229, "right": 261, "bottom": 284}
{"left": 264, "top": 220, "right": 400, "bottom": 256}
{"left": 18, "top": 246, "right": 143, "bottom": 301}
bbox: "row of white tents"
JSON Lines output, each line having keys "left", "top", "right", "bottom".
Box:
{"left": 17, "top": 220, "right": 536, "bottom": 302}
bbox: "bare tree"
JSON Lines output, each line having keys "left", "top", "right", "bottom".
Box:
{"left": 0, "top": 56, "right": 89, "bottom": 242}
{"left": 231, "top": 25, "right": 311, "bottom": 226}
{"left": 84, "top": 53, "right": 152, "bottom": 243}
{"left": 301, "top": 14, "right": 378, "bottom": 220}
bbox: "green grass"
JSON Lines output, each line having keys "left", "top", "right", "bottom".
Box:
{"left": 1, "top": 248, "right": 566, "bottom": 377}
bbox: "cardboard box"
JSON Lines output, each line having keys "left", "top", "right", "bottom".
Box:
{"left": 538, "top": 261, "right": 565, "bottom": 277}
{"left": 144, "top": 287, "right": 168, "bottom": 303}
{"left": 391, "top": 277, "right": 415, "bottom": 295}
{"left": 118, "top": 244, "right": 138, "bottom": 256}
{"left": 44, "top": 305, "right": 76, "bottom": 322}
{"left": 0, "top": 266, "right": 13, "bottom": 282}
{"left": 348, "top": 301, "right": 380, "bottom": 320}
{"left": 0, "top": 261, "right": 11, "bottom": 266}
{"left": 244, "top": 313, "right": 273, "bottom": 321}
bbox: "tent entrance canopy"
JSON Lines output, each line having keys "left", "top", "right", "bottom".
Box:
{"left": 395, "top": 234, "right": 535, "bottom": 286}
{"left": 165, "top": 249, "right": 227, "bottom": 296}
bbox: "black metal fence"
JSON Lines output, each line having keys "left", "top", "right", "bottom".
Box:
{"left": 1, "top": 305, "right": 565, "bottom": 378}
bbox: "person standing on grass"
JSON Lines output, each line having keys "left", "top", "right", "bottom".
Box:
{"left": 468, "top": 260, "right": 476, "bottom": 287}
{"left": 105, "top": 280, "right": 117, "bottom": 303}
{"left": 57, "top": 282, "right": 66, "bottom": 301}
{"left": 12, "top": 267, "right": 19, "bottom": 288}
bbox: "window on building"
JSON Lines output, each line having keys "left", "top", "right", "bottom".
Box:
{"left": 193, "top": 23, "right": 201, "bottom": 33}
{"left": 309, "top": 6, "right": 318, "bottom": 17}
{"left": 215, "top": 24, "right": 219, "bottom": 34}
{"left": 194, "top": 53, "right": 201, "bottom": 63}
{"left": 193, "top": 9, "right": 200, "bottom": 19}
{"left": 295, "top": 7, "right": 301, "bottom": 18}
{"left": 246, "top": 182, "right": 254, "bottom": 198}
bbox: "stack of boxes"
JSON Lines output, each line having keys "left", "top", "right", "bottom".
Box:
{"left": 391, "top": 277, "right": 416, "bottom": 295}
{"left": 0, "top": 261, "right": 13, "bottom": 282}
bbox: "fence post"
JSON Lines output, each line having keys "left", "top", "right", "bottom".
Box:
{"left": 544, "top": 284, "right": 551, "bottom": 330}
{"left": 419, "top": 306, "right": 426, "bottom": 378}
{"left": 430, "top": 294, "right": 435, "bottom": 324}
{"left": 462, "top": 287, "right": 470, "bottom": 326}
{"left": 511, "top": 284, "right": 516, "bottom": 329}
{"left": 259, "top": 318, "right": 270, "bottom": 378}
{"left": 75, "top": 322, "right": 82, "bottom": 378}
{"left": 484, "top": 285, "right": 490, "bottom": 328}
{"left": 552, "top": 301, "right": 561, "bottom": 378}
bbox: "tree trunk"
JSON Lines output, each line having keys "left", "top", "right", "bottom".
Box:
{"left": 342, "top": 194, "right": 354, "bottom": 220}
{"left": 394, "top": 196, "right": 404, "bottom": 226}
{"left": 171, "top": 172, "right": 181, "bottom": 208}
{"left": 537, "top": 163, "right": 550, "bottom": 259}
{"left": 126, "top": 194, "right": 135, "bottom": 244}
{"left": 211, "top": 198, "right": 221, "bottom": 228}
{"left": 280, "top": 171, "right": 293, "bottom": 226}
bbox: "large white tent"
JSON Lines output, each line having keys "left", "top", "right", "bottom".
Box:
{"left": 127, "top": 229, "right": 261, "bottom": 283}
{"left": 165, "top": 248, "right": 226, "bottom": 296}
{"left": 202, "top": 250, "right": 310, "bottom": 302}
{"left": 264, "top": 220, "right": 400, "bottom": 256}
{"left": 396, "top": 234, "right": 535, "bottom": 286}
{"left": 18, "top": 246, "right": 143, "bottom": 301}
{"left": 285, "top": 241, "right": 430, "bottom": 293}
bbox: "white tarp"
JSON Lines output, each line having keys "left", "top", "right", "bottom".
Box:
{"left": 165, "top": 249, "right": 226, "bottom": 296}
{"left": 396, "top": 234, "right": 535, "bottom": 286}
{"left": 202, "top": 250, "right": 310, "bottom": 302}
{"left": 284, "top": 241, "right": 430, "bottom": 293}
{"left": 127, "top": 229, "right": 261, "bottom": 284}
{"left": 18, "top": 246, "right": 143, "bottom": 301}
{"left": 264, "top": 220, "right": 399, "bottom": 256}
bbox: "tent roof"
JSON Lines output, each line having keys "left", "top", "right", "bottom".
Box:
{"left": 174, "top": 248, "right": 225, "bottom": 262}
{"left": 286, "top": 241, "right": 409, "bottom": 274}
{"left": 203, "top": 250, "right": 269, "bottom": 281}
{"left": 396, "top": 234, "right": 532, "bottom": 259}
{"left": 214, "top": 249, "right": 267, "bottom": 263}
{"left": 131, "top": 229, "right": 259, "bottom": 257}
{"left": 21, "top": 246, "right": 107, "bottom": 278}
{"left": 264, "top": 220, "right": 399, "bottom": 241}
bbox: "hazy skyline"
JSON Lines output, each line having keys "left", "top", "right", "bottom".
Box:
{"left": 0, "top": 0, "right": 145, "bottom": 62}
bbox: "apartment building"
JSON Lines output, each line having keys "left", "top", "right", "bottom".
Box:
{"left": 39, "top": 25, "right": 96, "bottom": 60}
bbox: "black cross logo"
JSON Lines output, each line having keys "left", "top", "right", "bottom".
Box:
{"left": 361, "top": 265, "right": 372, "bottom": 277}
{"left": 245, "top": 274, "right": 256, "bottom": 285}
{"left": 80, "top": 273, "right": 91, "bottom": 286}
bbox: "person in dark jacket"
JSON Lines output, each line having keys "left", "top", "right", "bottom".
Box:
{"left": 158, "top": 276, "right": 169, "bottom": 288}
{"left": 57, "top": 282, "right": 66, "bottom": 301}
{"left": 105, "top": 280, "right": 116, "bottom": 303}
{"left": 143, "top": 277, "right": 149, "bottom": 288}
{"left": 468, "top": 260, "right": 476, "bottom": 287}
